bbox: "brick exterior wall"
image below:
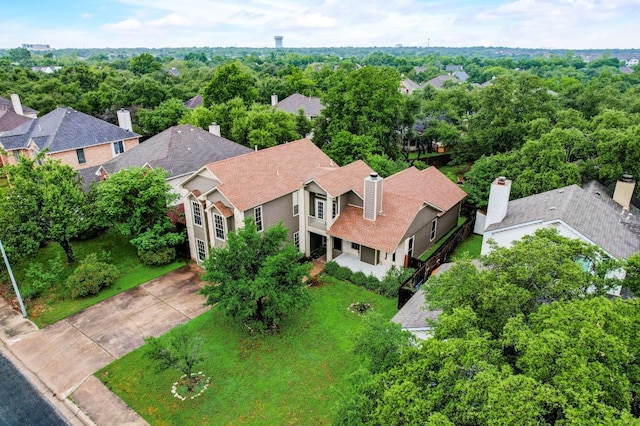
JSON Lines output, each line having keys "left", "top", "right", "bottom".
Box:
{"left": 50, "top": 137, "right": 139, "bottom": 170}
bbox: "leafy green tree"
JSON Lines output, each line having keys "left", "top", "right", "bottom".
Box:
{"left": 201, "top": 218, "right": 312, "bottom": 332}
{"left": 352, "top": 314, "right": 414, "bottom": 374}
{"left": 138, "top": 98, "right": 188, "bottom": 135}
{"left": 0, "top": 155, "right": 86, "bottom": 263}
{"left": 129, "top": 53, "right": 162, "bottom": 76}
{"left": 94, "top": 167, "right": 183, "bottom": 262}
{"left": 179, "top": 106, "right": 217, "bottom": 130}
{"left": 324, "top": 131, "right": 382, "bottom": 165}
{"left": 203, "top": 61, "right": 257, "bottom": 107}
{"left": 314, "top": 66, "right": 407, "bottom": 158}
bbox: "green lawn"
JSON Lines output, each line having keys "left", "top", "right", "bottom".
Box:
{"left": 6, "top": 229, "right": 186, "bottom": 327}
{"left": 451, "top": 234, "right": 483, "bottom": 260}
{"left": 419, "top": 216, "right": 467, "bottom": 261}
{"left": 97, "top": 276, "right": 398, "bottom": 425}
{"left": 436, "top": 163, "right": 468, "bottom": 184}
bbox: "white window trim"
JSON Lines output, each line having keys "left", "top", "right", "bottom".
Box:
{"left": 407, "top": 235, "right": 414, "bottom": 258}
{"left": 430, "top": 218, "right": 438, "bottom": 241}
{"left": 294, "top": 231, "right": 300, "bottom": 250}
{"left": 255, "top": 205, "right": 264, "bottom": 232}
{"left": 332, "top": 199, "right": 338, "bottom": 219}
{"left": 214, "top": 213, "right": 225, "bottom": 240}
{"left": 292, "top": 192, "right": 299, "bottom": 217}
{"left": 196, "top": 239, "right": 207, "bottom": 262}
{"left": 192, "top": 201, "right": 203, "bottom": 227}
{"left": 315, "top": 199, "right": 325, "bottom": 220}
{"left": 112, "top": 140, "right": 125, "bottom": 156}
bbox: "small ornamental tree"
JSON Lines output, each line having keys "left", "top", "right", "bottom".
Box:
{"left": 201, "top": 218, "right": 312, "bottom": 332}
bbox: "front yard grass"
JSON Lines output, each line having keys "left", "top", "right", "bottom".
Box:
{"left": 97, "top": 276, "right": 398, "bottom": 425}
{"left": 3, "top": 229, "right": 186, "bottom": 327}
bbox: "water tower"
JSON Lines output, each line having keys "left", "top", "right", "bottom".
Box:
{"left": 274, "top": 36, "right": 283, "bottom": 49}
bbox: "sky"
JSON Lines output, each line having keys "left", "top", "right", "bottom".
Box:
{"left": 2, "top": 0, "right": 639, "bottom": 50}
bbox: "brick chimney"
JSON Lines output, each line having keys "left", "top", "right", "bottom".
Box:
{"left": 209, "top": 123, "right": 221, "bottom": 137}
{"left": 485, "top": 177, "right": 511, "bottom": 229}
{"left": 10, "top": 94, "right": 24, "bottom": 116}
{"left": 613, "top": 174, "right": 636, "bottom": 210}
{"left": 364, "top": 173, "right": 383, "bottom": 221}
{"left": 116, "top": 109, "right": 133, "bottom": 132}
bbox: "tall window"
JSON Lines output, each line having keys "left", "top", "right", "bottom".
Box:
{"left": 214, "top": 214, "right": 225, "bottom": 240}
{"left": 76, "top": 148, "right": 86, "bottom": 164}
{"left": 315, "top": 199, "right": 325, "bottom": 220}
{"left": 254, "top": 206, "right": 263, "bottom": 232}
{"left": 192, "top": 201, "right": 202, "bottom": 226}
{"left": 292, "top": 192, "right": 299, "bottom": 216}
{"left": 407, "top": 236, "right": 414, "bottom": 258}
{"left": 113, "top": 140, "right": 125, "bottom": 155}
{"left": 294, "top": 232, "right": 300, "bottom": 250}
{"left": 196, "top": 239, "right": 206, "bottom": 261}
{"left": 430, "top": 218, "right": 438, "bottom": 241}
{"left": 332, "top": 200, "right": 338, "bottom": 219}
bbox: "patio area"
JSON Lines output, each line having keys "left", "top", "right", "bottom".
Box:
{"left": 332, "top": 252, "right": 389, "bottom": 280}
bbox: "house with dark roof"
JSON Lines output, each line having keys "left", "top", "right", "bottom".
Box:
{"left": 0, "top": 107, "right": 139, "bottom": 171}
{"left": 184, "top": 94, "right": 203, "bottom": 109}
{"left": 399, "top": 78, "right": 423, "bottom": 95}
{"left": 0, "top": 94, "right": 38, "bottom": 119}
{"left": 80, "top": 124, "right": 252, "bottom": 193}
{"left": 478, "top": 176, "right": 640, "bottom": 295}
{"left": 273, "top": 94, "right": 323, "bottom": 119}
{"left": 179, "top": 139, "right": 466, "bottom": 276}
{"left": 425, "top": 74, "right": 460, "bottom": 89}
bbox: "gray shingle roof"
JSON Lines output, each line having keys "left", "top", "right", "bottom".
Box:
{"left": 0, "top": 110, "right": 32, "bottom": 133}
{"left": 184, "top": 94, "right": 203, "bottom": 109}
{"left": 275, "top": 94, "right": 323, "bottom": 118}
{"left": 426, "top": 75, "right": 460, "bottom": 89}
{"left": 94, "top": 124, "right": 252, "bottom": 183}
{"left": 486, "top": 182, "right": 640, "bottom": 259}
{"left": 0, "top": 107, "right": 140, "bottom": 153}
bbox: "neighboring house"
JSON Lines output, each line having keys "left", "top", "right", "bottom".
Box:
{"left": 273, "top": 94, "right": 323, "bottom": 120}
{"left": 620, "top": 66, "right": 634, "bottom": 75}
{"left": 399, "top": 78, "right": 423, "bottom": 95}
{"left": 626, "top": 58, "right": 639, "bottom": 67}
{"left": 453, "top": 70, "right": 469, "bottom": 82}
{"left": 179, "top": 139, "right": 466, "bottom": 278}
{"left": 80, "top": 124, "right": 252, "bottom": 194}
{"left": 184, "top": 94, "right": 203, "bottom": 109}
{"left": 445, "top": 64, "right": 464, "bottom": 73}
{"left": 425, "top": 75, "right": 460, "bottom": 89}
{"left": 477, "top": 176, "right": 640, "bottom": 295}
{"left": 168, "top": 67, "right": 180, "bottom": 77}
{"left": 0, "top": 107, "right": 139, "bottom": 170}
{"left": 0, "top": 94, "right": 38, "bottom": 118}
{"left": 0, "top": 110, "right": 32, "bottom": 134}
{"left": 31, "top": 66, "right": 62, "bottom": 74}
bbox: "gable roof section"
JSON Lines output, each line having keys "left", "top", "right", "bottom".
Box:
{"left": 384, "top": 166, "right": 467, "bottom": 212}
{"left": 311, "top": 160, "right": 373, "bottom": 199}
{"left": 0, "top": 96, "right": 38, "bottom": 116}
{"left": 328, "top": 167, "right": 467, "bottom": 253}
{"left": 0, "top": 107, "right": 139, "bottom": 153}
{"left": 0, "top": 110, "right": 32, "bottom": 133}
{"left": 426, "top": 74, "right": 460, "bottom": 89}
{"left": 485, "top": 181, "right": 640, "bottom": 258}
{"left": 400, "top": 78, "right": 423, "bottom": 92}
{"left": 184, "top": 94, "right": 203, "bottom": 109}
{"left": 276, "top": 94, "right": 323, "bottom": 117}
{"left": 205, "top": 138, "right": 337, "bottom": 211}
{"left": 99, "top": 125, "right": 252, "bottom": 180}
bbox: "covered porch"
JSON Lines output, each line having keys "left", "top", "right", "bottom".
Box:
{"left": 332, "top": 252, "right": 389, "bottom": 280}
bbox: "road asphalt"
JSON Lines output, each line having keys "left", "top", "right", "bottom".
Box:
{"left": 0, "top": 264, "right": 209, "bottom": 426}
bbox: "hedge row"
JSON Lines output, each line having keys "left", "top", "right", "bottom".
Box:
{"left": 322, "top": 261, "right": 413, "bottom": 298}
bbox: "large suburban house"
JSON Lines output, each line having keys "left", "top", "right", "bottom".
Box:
{"left": 179, "top": 139, "right": 466, "bottom": 277}
{"left": 477, "top": 176, "right": 640, "bottom": 295}
{"left": 79, "top": 124, "right": 252, "bottom": 193}
{"left": 0, "top": 107, "right": 139, "bottom": 170}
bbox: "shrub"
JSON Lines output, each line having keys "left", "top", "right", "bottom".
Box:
{"left": 138, "top": 246, "right": 177, "bottom": 266}
{"left": 335, "top": 266, "right": 354, "bottom": 282}
{"left": 323, "top": 260, "right": 340, "bottom": 276}
{"left": 365, "top": 275, "right": 381, "bottom": 292}
{"left": 23, "top": 254, "right": 64, "bottom": 300}
{"left": 66, "top": 253, "right": 120, "bottom": 298}
{"left": 350, "top": 271, "right": 368, "bottom": 287}
{"left": 379, "top": 266, "right": 413, "bottom": 298}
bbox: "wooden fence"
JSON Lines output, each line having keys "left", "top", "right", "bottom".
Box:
{"left": 398, "top": 215, "right": 476, "bottom": 309}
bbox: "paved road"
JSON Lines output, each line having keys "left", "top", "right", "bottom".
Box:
{"left": 0, "top": 353, "right": 68, "bottom": 426}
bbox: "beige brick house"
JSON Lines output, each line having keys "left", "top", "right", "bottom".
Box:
{"left": 179, "top": 138, "right": 466, "bottom": 276}
{"left": 0, "top": 107, "right": 139, "bottom": 170}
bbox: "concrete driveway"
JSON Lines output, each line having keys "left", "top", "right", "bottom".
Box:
{"left": 0, "top": 264, "right": 209, "bottom": 425}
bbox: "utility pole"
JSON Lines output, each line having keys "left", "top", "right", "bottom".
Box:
{"left": 0, "top": 240, "right": 27, "bottom": 317}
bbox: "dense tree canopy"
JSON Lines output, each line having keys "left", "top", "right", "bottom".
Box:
{"left": 201, "top": 218, "right": 311, "bottom": 332}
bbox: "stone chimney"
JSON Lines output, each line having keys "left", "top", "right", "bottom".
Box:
{"left": 116, "top": 109, "right": 133, "bottom": 132}
{"left": 10, "top": 94, "right": 24, "bottom": 116}
{"left": 209, "top": 123, "right": 221, "bottom": 137}
{"left": 364, "top": 173, "right": 383, "bottom": 221}
{"left": 485, "top": 177, "right": 511, "bottom": 229}
{"left": 613, "top": 174, "right": 635, "bottom": 210}
{"left": 271, "top": 93, "right": 278, "bottom": 106}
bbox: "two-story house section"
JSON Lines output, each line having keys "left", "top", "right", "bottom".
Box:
{"left": 179, "top": 138, "right": 467, "bottom": 278}
{"left": 179, "top": 138, "right": 339, "bottom": 263}
{"left": 0, "top": 107, "right": 139, "bottom": 170}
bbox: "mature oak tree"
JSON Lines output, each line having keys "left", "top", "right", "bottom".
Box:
{"left": 200, "top": 218, "right": 311, "bottom": 332}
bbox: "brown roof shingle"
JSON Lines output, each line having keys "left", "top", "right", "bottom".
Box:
{"left": 312, "top": 160, "right": 373, "bottom": 198}
{"left": 205, "top": 139, "right": 337, "bottom": 211}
